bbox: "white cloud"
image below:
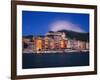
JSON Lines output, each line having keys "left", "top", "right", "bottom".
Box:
{"left": 50, "top": 20, "right": 85, "bottom": 32}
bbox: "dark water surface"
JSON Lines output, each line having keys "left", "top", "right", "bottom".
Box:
{"left": 22, "top": 52, "right": 89, "bottom": 69}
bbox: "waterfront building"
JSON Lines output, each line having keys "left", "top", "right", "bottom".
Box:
{"left": 69, "top": 39, "right": 74, "bottom": 49}
{"left": 44, "top": 37, "right": 50, "bottom": 50}
{"left": 35, "top": 37, "right": 43, "bottom": 51}
{"left": 50, "top": 39, "right": 55, "bottom": 50}
{"left": 77, "top": 41, "right": 86, "bottom": 50}
{"left": 60, "top": 39, "right": 66, "bottom": 49}
{"left": 86, "top": 42, "right": 89, "bottom": 50}
{"left": 73, "top": 39, "right": 78, "bottom": 49}
{"left": 23, "top": 38, "right": 30, "bottom": 43}
{"left": 23, "top": 31, "right": 89, "bottom": 53}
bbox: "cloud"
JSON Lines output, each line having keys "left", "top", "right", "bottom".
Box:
{"left": 50, "top": 20, "right": 85, "bottom": 32}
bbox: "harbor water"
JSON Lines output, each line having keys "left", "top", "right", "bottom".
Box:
{"left": 22, "top": 52, "right": 89, "bottom": 69}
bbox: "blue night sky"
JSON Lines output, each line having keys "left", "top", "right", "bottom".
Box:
{"left": 22, "top": 11, "right": 89, "bottom": 36}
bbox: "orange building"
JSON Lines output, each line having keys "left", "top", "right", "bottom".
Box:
{"left": 60, "top": 39, "right": 66, "bottom": 49}
{"left": 36, "top": 37, "right": 43, "bottom": 51}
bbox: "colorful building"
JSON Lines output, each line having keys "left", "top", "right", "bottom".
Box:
{"left": 23, "top": 31, "right": 89, "bottom": 53}
{"left": 35, "top": 37, "right": 43, "bottom": 51}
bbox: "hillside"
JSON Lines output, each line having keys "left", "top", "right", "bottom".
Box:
{"left": 57, "top": 30, "right": 89, "bottom": 42}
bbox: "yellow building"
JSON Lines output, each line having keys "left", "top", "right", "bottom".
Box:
{"left": 36, "top": 37, "right": 43, "bottom": 51}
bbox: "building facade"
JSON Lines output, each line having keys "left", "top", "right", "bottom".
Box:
{"left": 23, "top": 31, "right": 89, "bottom": 53}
